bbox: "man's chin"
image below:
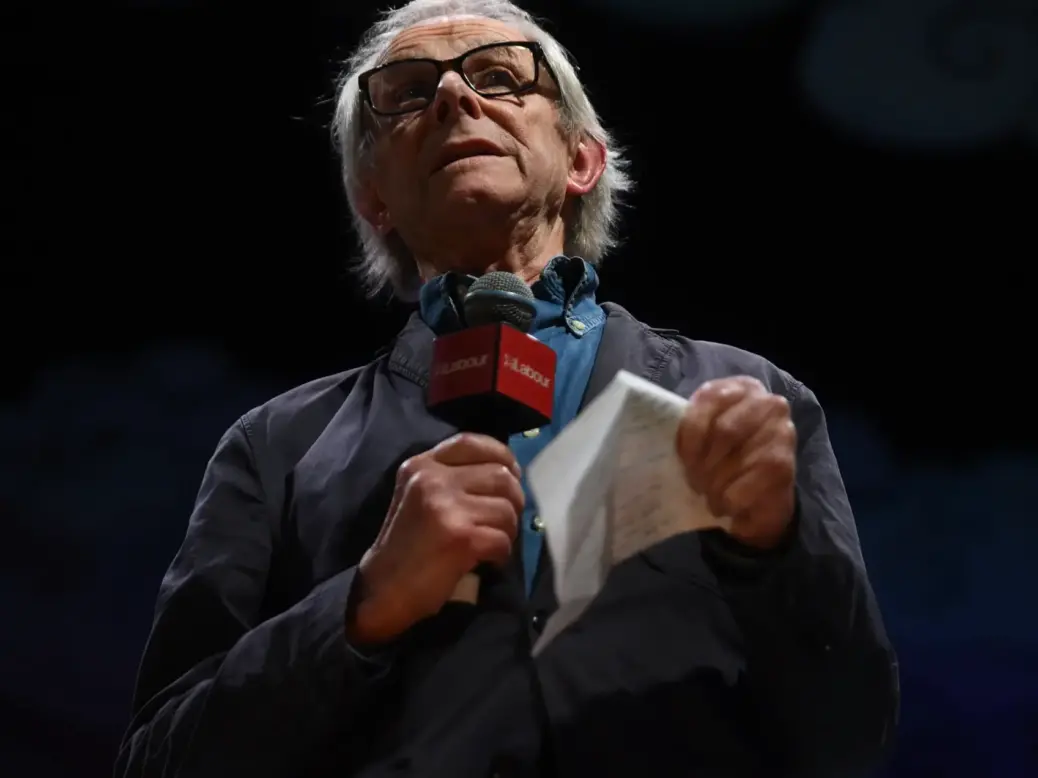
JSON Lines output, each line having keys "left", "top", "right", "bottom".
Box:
{"left": 425, "top": 182, "right": 522, "bottom": 213}
{"left": 429, "top": 172, "right": 508, "bottom": 195}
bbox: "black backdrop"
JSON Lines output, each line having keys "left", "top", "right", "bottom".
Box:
{"left": 4, "top": 1, "right": 1036, "bottom": 775}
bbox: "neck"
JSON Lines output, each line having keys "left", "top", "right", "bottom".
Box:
{"left": 415, "top": 217, "right": 566, "bottom": 285}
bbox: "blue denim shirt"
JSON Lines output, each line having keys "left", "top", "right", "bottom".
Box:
{"left": 419, "top": 256, "right": 607, "bottom": 593}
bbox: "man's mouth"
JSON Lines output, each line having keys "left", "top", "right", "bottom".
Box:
{"left": 434, "top": 141, "right": 506, "bottom": 171}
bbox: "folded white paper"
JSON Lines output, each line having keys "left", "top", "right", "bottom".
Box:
{"left": 527, "top": 370, "right": 731, "bottom": 654}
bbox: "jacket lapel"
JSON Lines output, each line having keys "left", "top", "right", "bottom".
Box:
{"left": 578, "top": 302, "right": 682, "bottom": 410}
{"left": 387, "top": 311, "right": 435, "bottom": 387}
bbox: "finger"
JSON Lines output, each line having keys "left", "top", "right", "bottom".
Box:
{"left": 461, "top": 494, "right": 522, "bottom": 540}
{"left": 724, "top": 375, "right": 769, "bottom": 393}
{"left": 432, "top": 432, "right": 521, "bottom": 477}
{"left": 704, "top": 421, "right": 775, "bottom": 516}
{"left": 386, "top": 446, "right": 433, "bottom": 537}
{"left": 677, "top": 382, "right": 750, "bottom": 487}
{"left": 709, "top": 415, "right": 796, "bottom": 506}
{"left": 454, "top": 463, "right": 525, "bottom": 515}
{"left": 703, "top": 393, "right": 789, "bottom": 475}
{"left": 466, "top": 524, "right": 515, "bottom": 568}
{"left": 716, "top": 438, "right": 796, "bottom": 520}
{"left": 721, "top": 477, "right": 794, "bottom": 551}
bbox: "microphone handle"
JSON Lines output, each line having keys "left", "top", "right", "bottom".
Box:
{"left": 448, "top": 560, "right": 499, "bottom": 604}
{"left": 448, "top": 571, "right": 480, "bottom": 604}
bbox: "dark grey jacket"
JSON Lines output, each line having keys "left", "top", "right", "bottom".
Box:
{"left": 116, "top": 302, "right": 898, "bottom": 778}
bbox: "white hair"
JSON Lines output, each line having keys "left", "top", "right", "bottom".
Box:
{"left": 331, "top": 0, "right": 633, "bottom": 300}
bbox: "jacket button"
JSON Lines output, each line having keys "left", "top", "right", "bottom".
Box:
{"left": 531, "top": 610, "right": 547, "bottom": 632}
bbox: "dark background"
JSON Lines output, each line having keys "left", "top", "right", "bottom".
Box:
{"left": 4, "top": 0, "right": 1036, "bottom": 775}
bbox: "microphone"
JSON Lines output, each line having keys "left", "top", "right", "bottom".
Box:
{"left": 428, "top": 271, "right": 556, "bottom": 438}
{"left": 427, "top": 271, "right": 557, "bottom": 603}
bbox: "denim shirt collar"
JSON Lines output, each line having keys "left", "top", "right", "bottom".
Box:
{"left": 418, "top": 255, "right": 603, "bottom": 337}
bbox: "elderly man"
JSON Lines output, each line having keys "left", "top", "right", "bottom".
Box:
{"left": 116, "top": 1, "right": 898, "bottom": 776}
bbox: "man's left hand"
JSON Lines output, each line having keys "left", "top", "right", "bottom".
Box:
{"left": 677, "top": 376, "right": 797, "bottom": 550}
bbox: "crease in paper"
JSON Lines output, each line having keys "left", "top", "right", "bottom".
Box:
{"left": 528, "top": 370, "right": 731, "bottom": 655}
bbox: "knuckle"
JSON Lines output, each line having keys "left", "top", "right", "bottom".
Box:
{"left": 463, "top": 431, "right": 498, "bottom": 452}
{"left": 765, "top": 393, "right": 791, "bottom": 415}
{"left": 761, "top": 449, "right": 794, "bottom": 476}
{"left": 714, "top": 416, "right": 740, "bottom": 440}
{"left": 740, "top": 375, "right": 767, "bottom": 391}
{"left": 496, "top": 466, "right": 524, "bottom": 499}
{"left": 409, "top": 470, "right": 447, "bottom": 510}
{"left": 781, "top": 418, "right": 797, "bottom": 442}
{"left": 406, "top": 466, "right": 432, "bottom": 491}
{"left": 434, "top": 432, "right": 474, "bottom": 455}
{"left": 452, "top": 431, "right": 480, "bottom": 447}
{"left": 696, "top": 380, "right": 722, "bottom": 398}
{"left": 491, "top": 464, "right": 514, "bottom": 490}
{"left": 397, "top": 455, "right": 422, "bottom": 483}
{"left": 417, "top": 491, "right": 443, "bottom": 518}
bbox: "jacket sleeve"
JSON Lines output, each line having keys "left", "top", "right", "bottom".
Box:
{"left": 701, "top": 378, "right": 900, "bottom": 777}
{"left": 115, "top": 417, "right": 388, "bottom": 778}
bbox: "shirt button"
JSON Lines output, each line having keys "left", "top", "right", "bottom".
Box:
{"left": 532, "top": 515, "right": 545, "bottom": 533}
{"left": 569, "top": 319, "right": 586, "bottom": 332}
{"left": 522, "top": 427, "right": 540, "bottom": 438}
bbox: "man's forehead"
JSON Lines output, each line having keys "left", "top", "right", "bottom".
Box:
{"left": 385, "top": 17, "right": 528, "bottom": 60}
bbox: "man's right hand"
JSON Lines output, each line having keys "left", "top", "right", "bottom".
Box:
{"left": 346, "top": 433, "right": 524, "bottom": 646}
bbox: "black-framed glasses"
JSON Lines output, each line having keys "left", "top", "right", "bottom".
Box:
{"left": 358, "top": 41, "right": 555, "bottom": 117}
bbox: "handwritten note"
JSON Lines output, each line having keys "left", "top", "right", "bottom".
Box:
{"left": 528, "top": 371, "right": 730, "bottom": 655}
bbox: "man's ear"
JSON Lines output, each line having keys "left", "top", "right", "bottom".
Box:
{"left": 354, "top": 176, "right": 394, "bottom": 235}
{"left": 565, "top": 135, "right": 607, "bottom": 197}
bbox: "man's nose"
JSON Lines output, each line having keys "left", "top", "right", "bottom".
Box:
{"left": 432, "top": 71, "right": 483, "bottom": 123}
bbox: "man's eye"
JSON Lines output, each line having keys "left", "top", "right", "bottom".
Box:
{"left": 477, "top": 69, "right": 519, "bottom": 88}
{"left": 395, "top": 83, "right": 431, "bottom": 102}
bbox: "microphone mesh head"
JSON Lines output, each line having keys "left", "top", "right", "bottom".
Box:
{"left": 463, "top": 271, "right": 536, "bottom": 332}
